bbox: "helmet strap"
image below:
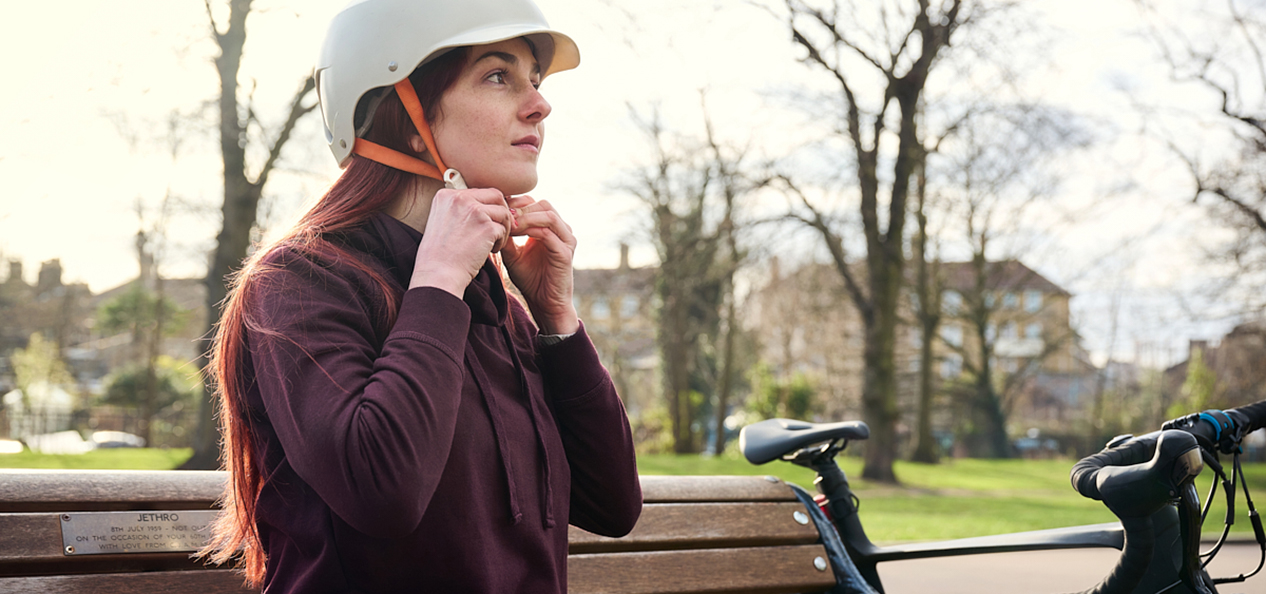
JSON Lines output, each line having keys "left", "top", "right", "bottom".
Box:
{"left": 350, "top": 79, "right": 448, "bottom": 181}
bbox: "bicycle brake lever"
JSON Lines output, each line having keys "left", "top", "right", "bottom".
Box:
{"left": 1178, "top": 478, "right": 1218, "bottom": 594}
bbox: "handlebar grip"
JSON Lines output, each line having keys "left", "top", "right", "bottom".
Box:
{"left": 1228, "top": 399, "right": 1266, "bottom": 435}
{"left": 1070, "top": 431, "right": 1207, "bottom": 594}
{"left": 1070, "top": 434, "right": 1157, "bottom": 502}
{"left": 1165, "top": 399, "right": 1266, "bottom": 453}
{"left": 1070, "top": 431, "right": 1201, "bottom": 518}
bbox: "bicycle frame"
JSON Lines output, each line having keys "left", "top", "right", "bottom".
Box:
{"left": 797, "top": 442, "right": 1201, "bottom": 594}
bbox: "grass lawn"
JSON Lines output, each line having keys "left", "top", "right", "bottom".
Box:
{"left": 638, "top": 453, "right": 1266, "bottom": 543}
{"left": 0, "top": 448, "right": 192, "bottom": 470}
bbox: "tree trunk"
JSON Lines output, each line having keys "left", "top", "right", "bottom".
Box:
{"left": 660, "top": 289, "right": 694, "bottom": 454}
{"left": 911, "top": 158, "right": 939, "bottom": 464}
{"left": 967, "top": 253, "right": 1010, "bottom": 459}
{"left": 712, "top": 287, "right": 737, "bottom": 454}
{"left": 183, "top": 0, "right": 316, "bottom": 469}
{"left": 139, "top": 273, "right": 167, "bottom": 446}
{"left": 184, "top": 0, "right": 256, "bottom": 470}
{"left": 859, "top": 260, "right": 902, "bottom": 482}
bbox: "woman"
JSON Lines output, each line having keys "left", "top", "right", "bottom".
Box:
{"left": 201, "top": 1, "right": 643, "bottom": 592}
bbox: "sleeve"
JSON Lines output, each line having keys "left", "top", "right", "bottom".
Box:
{"left": 247, "top": 252, "right": 471, "bottom": 539}
{"left": 536, "top": 323, "right": 643, "bottom": 537}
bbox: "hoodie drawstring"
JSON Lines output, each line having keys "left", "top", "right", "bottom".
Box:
{"left": 465, "top": 329, "right": 556, "bottom": 529}
{"left": 501, "top": 324, "right": 556, "bottom": 529}
{"left": 465, "top": 343, "right": 523, "bottom": 525}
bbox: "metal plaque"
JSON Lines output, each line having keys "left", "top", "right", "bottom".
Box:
{"left": 59, "top": 510, "right": 217, "bottom": 556}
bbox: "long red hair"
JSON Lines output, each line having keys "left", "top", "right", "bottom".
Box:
{"left": 200, "top": 48, "right": 469, "bottom": 586}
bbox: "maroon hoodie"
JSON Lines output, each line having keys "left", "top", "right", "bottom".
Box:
{"left": 239, "top": 212, "right": 642, "bottom": 593}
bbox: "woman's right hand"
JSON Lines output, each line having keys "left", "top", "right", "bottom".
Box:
{"left": 409, "top": 187, "right": 512, "bottom": 296}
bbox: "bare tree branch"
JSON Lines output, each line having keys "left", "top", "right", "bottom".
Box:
{"left": 801, "top": 2, "right": 890, "bottom": 74}
{"left": 777, "top": 175, "right": 872, "bottom": 319}
{"left": 256, "top": 75, "right": 318, "bottom": 189}
{"left": 788, "top": 24, "right": 867, "bottom": 158}
{"left": 1228, "top": 0, "right": 1266, "bottom": 94}
{"left": 1204, "top": 184, "right": 1266, "bottom": 233}
{"left": 204, "top": 0, "right": 224, "bottom": 43}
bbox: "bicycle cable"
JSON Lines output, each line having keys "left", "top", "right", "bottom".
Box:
{"left": 1201, "top": 453, "right": 1236, "bottom": 565}
{"left": 1211, "top": 451, "right": 1266, "bottom": 584}
{"left": 1199, "top": 449, "right": 1225, "bottom": 526}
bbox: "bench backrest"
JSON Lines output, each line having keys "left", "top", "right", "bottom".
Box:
{"left": 0, "top": 470, "right": 836, "bottom": 594}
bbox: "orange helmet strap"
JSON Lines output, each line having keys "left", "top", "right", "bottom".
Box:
{"left": 349, "top": 80, "right": 447, "bottom": 181}
{"left": 394, "top": 80, "right": 447, "bottom": 173}
{"left": 353, "top": 138, "right": 443, "bottom": 179}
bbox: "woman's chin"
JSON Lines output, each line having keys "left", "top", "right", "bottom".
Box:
{"left": 490, "top": 175, "right": 538, "bottom": 197}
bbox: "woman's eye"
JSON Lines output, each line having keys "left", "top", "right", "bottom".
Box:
{"left": 487, "top": 71, "right": 506, "bottom": 84}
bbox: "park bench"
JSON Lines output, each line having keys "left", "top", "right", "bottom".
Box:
{"left": 0, "top": 469, "right": 842, "bottom": 594}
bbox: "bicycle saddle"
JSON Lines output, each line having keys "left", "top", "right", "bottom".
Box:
{"left": 739, "top": 418, "right": 870, "bottom": 465}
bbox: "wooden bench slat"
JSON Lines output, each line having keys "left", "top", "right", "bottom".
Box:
{"left": 0, "top": 470, "right": 225, "bottom": 512}
{"left": 569, "top": 502, "right": 819, "bottom": 554}
{"left": 0, "top": 472, "right": 795, "bottom": 509}
{"left": 0, "top": 569, "right": 253, "bottom": 594}
{"left": 568, "top": 545, "right": 836, "bottom": 594}
{"left": 0, "top": 513, "right": 60, "bottom": 561}
{"left": 639, "top": 476, "right": 795, "bottom": 503}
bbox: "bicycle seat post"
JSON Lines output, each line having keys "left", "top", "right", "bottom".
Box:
{"left": 813, "top": 456, "right": 858, "bottom": 524}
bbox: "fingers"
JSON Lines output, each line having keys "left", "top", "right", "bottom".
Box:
{"left": 435, "top": 187, "right": 512, "bottom": 249}
{"left": 499, "top": 233, "right": 521, "bottom": 263}
{"left": 439, "top": 187, "right": 508, "bottom": 208}
{"left": 509, "top": 199, "right": 575, "bottom": 248}
{"left": 507, "top": 194, "right": 536, "bottom": 210}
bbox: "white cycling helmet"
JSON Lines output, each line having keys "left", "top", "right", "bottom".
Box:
{"left": 315, "top": 0, "right": 579, "bottom": 173}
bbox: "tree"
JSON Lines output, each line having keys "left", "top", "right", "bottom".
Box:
{"left": 102, "top": 356, "right": 200, "bottom": 416}
{"left": 621, "top": 107, "right": 762, "bottom": 453}
{"left": 1169, "top": 347, "right": 1219, "bottom": 418}
{"left": 931, "top": 106, "right": 1086, "bottom": 457}
{"left": 7, "top": 332, "right": 76, "bottom": 439}
{"left": 97, "top": 280, "right": 190, "bottom": 444}
{"left": 184, "top": 0, "right": 320, "bottom": 469}
{"left": 775, "top": 0, "right": 966, "bottom": 482}
{"left": 11, "top": 333, "right": 74, "bottom": 406}
{"left": 1137, "top": 0, "right": 1266, "bottom": 310}
{"left": 747, "top": 363, "right": 817, "bottom": 422}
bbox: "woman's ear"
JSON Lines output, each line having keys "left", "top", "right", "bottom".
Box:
{"left": 407, "top": 133, "right": 428, "bottom": 155}
{"left": 406, "top": 133, "right": 440, "bottom": 166}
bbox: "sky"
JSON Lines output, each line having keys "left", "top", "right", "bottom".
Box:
{"left": 0, "top": 0, "right": 1255, "bottom": 368}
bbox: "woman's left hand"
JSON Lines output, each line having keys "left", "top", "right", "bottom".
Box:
{"left": 500, "top": 195, "right": 580, "bottom": 335}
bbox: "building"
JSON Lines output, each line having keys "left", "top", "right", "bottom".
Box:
{"left": 0, "top": 259, "right": 95, "bottom": 395}
{"left": 1164, "top": 320, "right": 1266, "bottom": 409}
{"left": 0, "top": 252, "right": 208, "bottom": 446}
{"left": 69, "top": 274, "right": 208, "bottom": 392}
{"left": 570, "top": 245, "right": 657, "bottom": 419}
{"left": 936, "top": 260, "right": 1097, "bottom": 425}
{"left": 746, "top": 257, "right": 1096, "bottom": 452}
{"left": 744, "top": 259, "right": 867, "bottom": 421}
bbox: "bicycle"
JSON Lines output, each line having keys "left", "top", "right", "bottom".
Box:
{"left": 738, "top": 400, "right": 1266, "bottom": 593}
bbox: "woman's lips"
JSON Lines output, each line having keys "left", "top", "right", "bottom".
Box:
{"left": 513, "top": 135, "right": 540, "bottom": 153}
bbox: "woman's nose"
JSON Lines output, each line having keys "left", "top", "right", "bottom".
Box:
{"left": 521, "top": 88, "right": 551, "bottom": 122}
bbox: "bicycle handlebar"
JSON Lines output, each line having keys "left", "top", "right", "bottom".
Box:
{"left": 1065, "top": 399, "right": 1266, "bottom": 594}
{"left": 1070, "top": 430, "right": 1203, "bottom": 518}
{"left": 1163, "top": 400, "right": 1266, "bottom": 454}
{"left": 1069, "top": 430, "right": 1206, "bottom": 594}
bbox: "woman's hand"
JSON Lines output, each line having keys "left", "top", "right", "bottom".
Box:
{"left": 410, "top": 187, "right": 513, "bottom": 297}
{"left": 500, "top": 195, "right": 580, "bottom": 335}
